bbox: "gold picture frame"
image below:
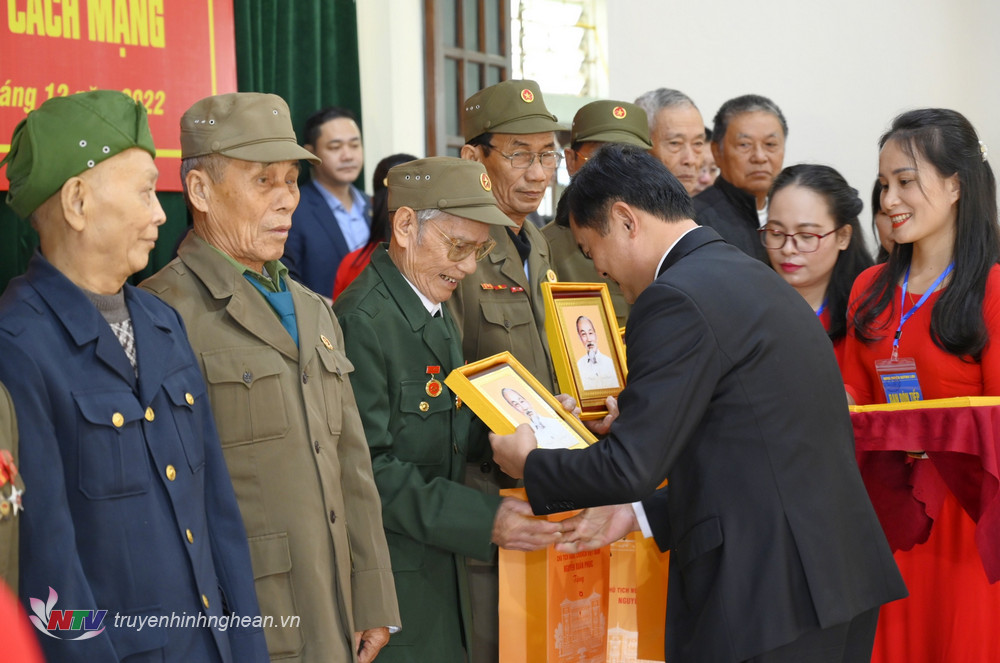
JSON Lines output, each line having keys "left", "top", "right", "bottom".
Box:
{"left": 541, "top": 282, "right": 627, "bottom": 420}
{"left": 444, "top": 352, "right": 595, "bottom": 450}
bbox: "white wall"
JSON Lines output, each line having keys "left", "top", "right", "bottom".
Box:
{"left": 355, "top": 0, "right": 427, "bottom": 193}
{"left": 606, "top": 0, "right": 999, "bottom": 224}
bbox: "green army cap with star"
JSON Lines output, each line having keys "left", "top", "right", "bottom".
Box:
{"left": 2, "top": 90, "right": 155, "bottom": 219}
{"left": 388, "top": 157, "right": 514, "bottom": 227}
{"left": 463, "top": 79, "right": 564, "bottom": 142}
{"left": 571, "top": 100, "right": 652, "bottom": 148}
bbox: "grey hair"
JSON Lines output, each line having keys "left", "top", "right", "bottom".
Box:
{"left": 711, "top": 94, "right": 788, "bottom": 146}
{"left": 634, "top": 88, "right": 699, "bottom": 134}
{"left": 414, "top": 207, "right": 447, "bottom": 237}
{"left": 180, "top": 153, "right": 228, "bottom": 210}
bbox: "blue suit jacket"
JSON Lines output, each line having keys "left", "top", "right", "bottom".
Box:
{"left": 285, "top": 181, "right": 371, "bottom": 295}
{"left": 0, "top": 253, "right": 268, "bottom": 663}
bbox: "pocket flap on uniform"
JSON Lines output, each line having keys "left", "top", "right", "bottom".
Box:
{"left": 480, "top": 300, "right": 533, "bottom": 328}
{"left": 73, "top": 391, "right": 143, "bottom": 428}
{"left": 110, "top": 605, "right": 168, "bottom": 658}
{"left": 202, "top": 346, "right": 285, "bottom": 386}
{"left": 399, "top": 380, "right": 451, "bottom": 417}
{"left": 675, "top": 517, "right": 723, "bottom": 569}
{"left": 248, "top": 532, "right": 292, "bottom": 579}
{"left": 162, "top": 366, "right": 208, "bottom": 408}
{"left": 317, "top": 347, "right": 355, "bottom": 377}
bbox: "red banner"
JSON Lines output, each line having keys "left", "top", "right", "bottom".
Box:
{"left": 0, "top": 0, "right": 237, "bottom": 191}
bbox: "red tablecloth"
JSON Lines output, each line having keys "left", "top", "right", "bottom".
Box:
{"left": 850, "top": 397, "right": 1000, "bottom": 582}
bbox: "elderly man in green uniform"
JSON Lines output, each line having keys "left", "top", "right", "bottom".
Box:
{"left": 334, "top": 157, "right": 562, "bottom": 663}
{"left": 141, "top": 93, "right": 399, "bottom": 663}
{"left": 0, "top": 382, "right": 23, "bottom": 594}
{"left": 451, "top": 78, "right": 563, "bottom": 662}
{"left": 541, "top": 99, "right": 652, "bottom": 326}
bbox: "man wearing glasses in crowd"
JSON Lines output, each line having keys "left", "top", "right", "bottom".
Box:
{"left": 451, "top": 79, "right": 563, "bottom": 663}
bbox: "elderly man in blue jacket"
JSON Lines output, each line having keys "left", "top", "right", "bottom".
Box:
{"left": 0, "top": 90, "right": 268, "bottom": 663}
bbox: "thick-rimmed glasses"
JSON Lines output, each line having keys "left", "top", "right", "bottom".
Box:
{"left": 758, "top": 227, "right": 838, "bottom": 253}
{"left": 489, "top": 146, "right": 563, "bottom": 170}
{"left": 430, "top": 222, "right": 496, "bottom": 261}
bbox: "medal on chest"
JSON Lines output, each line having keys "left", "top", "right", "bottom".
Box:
{"left": 426, "top": 366, "right": 443, "bottom": 397}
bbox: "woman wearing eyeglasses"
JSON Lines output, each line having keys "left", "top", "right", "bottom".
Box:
{"left": 842, "top": 109, "right": 1000, "bottom": 663}
{"left": 759, "top": 164, "right": 873, "bottom": 366}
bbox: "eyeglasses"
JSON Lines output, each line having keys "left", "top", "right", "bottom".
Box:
{"left": 758, "top": 227, "right": 838, "bottom": 253}
{"left": 489, "top": 145, "right": 563, "bottom": 170}
{"left": 430, "top": 222, "right": 496, "bottom": 261}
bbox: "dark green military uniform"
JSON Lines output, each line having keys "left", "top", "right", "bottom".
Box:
{"left": 335, "top": 157, "right": 515, "bottom": 663}
{"left": 0, "top": 381, "right": 23, "bottom": 594}
{"left": 336, "top": 248, "right": 500, "bottom": 662}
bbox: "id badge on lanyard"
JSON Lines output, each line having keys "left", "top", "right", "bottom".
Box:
{"left": 875, "top": 264, "right": 953, "bottom": 403}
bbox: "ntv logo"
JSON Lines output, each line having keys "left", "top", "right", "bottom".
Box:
{"left": 28, "top": 587, "right": 107, "bottom": 640}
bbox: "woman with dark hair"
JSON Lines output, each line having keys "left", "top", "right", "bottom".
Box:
{"left": 761, "top": 164, "right": 873, "bottom": 365}
{"left": 870, "top": 179, "right": 893, "bottom": 263}
{"left": 843, "top": 109, "right": 1000, "bottom": 662}
{"left": 332, "top": 153, "right": 417, "bottom": 299}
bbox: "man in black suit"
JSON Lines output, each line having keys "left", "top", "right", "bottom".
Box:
{"left": 490, "top": 144, "right": 906, "bottom": 663}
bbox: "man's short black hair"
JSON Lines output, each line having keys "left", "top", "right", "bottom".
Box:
{"left": 302, "top": 106, "right": 359, "bottom": 147}
{"left": 564, "top": 143, "right": 695, "bottom": 235}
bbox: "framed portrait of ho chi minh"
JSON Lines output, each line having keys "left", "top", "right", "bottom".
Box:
{"left": 541, "top": 282, "right": 627, "bottom": 420}
{"left": 444, "top": 352, "right": 596, "bottom": 450}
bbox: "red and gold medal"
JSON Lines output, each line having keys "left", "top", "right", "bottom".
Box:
{"left": 425, "top": 366, "right": 443, "bottom": 397}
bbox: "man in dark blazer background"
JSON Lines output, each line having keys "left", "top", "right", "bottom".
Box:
{"left": 490, "top": 144, "right": 906, "bottom": 663}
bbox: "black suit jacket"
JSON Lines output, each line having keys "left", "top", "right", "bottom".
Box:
{"left": 524, "top": 227, "right": 905, "bottom": 663}
{"left": 693, "top": 175, "right": 770, "bottom": 264}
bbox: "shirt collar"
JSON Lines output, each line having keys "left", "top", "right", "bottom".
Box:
{"left": 654, "top": 226, "right": 700, "bottom": 279}
{"left": 312, "top": 180, "right": 365, "bottom": 213}
{"left": 400, "top": 273, "right": 442, "bottom": 317}
{"left": 208, "top": 244, "right": 288, "bottom": 293}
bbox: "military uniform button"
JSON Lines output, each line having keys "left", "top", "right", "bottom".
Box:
{"left": 165, "top": 465, "right": 176, "bottom": 481}
{"left": 503, "top": 320, "right": 511, "bottom": 329}
{"left": 186, "top": 529, "right": 194, "bottom": 543}
{"left": 419, "top": 401, "right": 429, "bottom": 412}
{"left": 144, "top": 407, "right": 155, "bottom": 422}
{"left": 185, "top": 392, "right": 195, "bottom": 405}
{"left": 302, "top": 371, "right": 309, "bottom": 384}
{"left": 112, "top": 412, "right": 124, "bottom": 427}
{"left": 329, "top": 510, "right": 336, "bottom": 524}
{"left": 480, "top": 462, "right": 492, "bottom": 473}
{"left": 314, "top": 441, "right": 320, "bottom": 454}
{"left": 242, "top": 371, "right": 253, "bottom": 384}
{"left": 202, "top": 594, "right": 209, "bottom": 609}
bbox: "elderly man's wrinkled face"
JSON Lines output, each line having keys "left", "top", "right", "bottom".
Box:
{"left": 713, "top": 111, "right": 785, "bottom": 205}
{"left": 197, "top": 158, "right": 300, "bottom": 272}
{"left": 649, "top": 105, "right": 706, "bottom": 195}
{"left": 472, "top": 132, "right": 558, "bottom": 225}
{"left": 81, "top": 147, "right": 166, "bottom": 287}
{"left": 394, "top": 210, "right": 490, "bottom": 305}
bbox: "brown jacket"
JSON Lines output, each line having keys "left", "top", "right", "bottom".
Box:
{"left": 142, "top": 233, "right": 399, "bottom": 663}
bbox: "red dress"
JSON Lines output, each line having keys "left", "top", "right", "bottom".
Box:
{"left": 842, "top": 264, "right": 1000, "bottom": 663}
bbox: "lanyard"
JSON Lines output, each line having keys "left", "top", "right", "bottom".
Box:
{"left": 815, "top": 298, "right": 828, "bottom": 318}
{"left": 892, "top": 263, "right": 954, "bottom": 360}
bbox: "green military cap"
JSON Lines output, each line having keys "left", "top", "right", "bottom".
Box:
{"left": 180, "top": 92, "right": 318, "bottom": 163}
{"left": 463, "top": 79, "right": 564, "bottom": 142}
{"left": 388, "top": 157, "right": 514, "bottom": 227}
{"left": 571, "top": 100, "right": 652, "bottom": 148}
{"left": 2, "top": 90, "right": 155, "bottom": 219}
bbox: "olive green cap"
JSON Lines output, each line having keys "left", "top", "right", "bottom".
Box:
{"left": 571, "top": 100, "right": 652, "bottom": 148}
{"left": 388, "top": 157, "right": 514, "bottom": 227}
{"left": 180, "top": 92, "right": 319, "bottom": 163}
{"left": 2, "top": 90, "right": 155, "bottom": 219}
{"left": 463, "top": 79, "right": 564, "bottom": 142}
